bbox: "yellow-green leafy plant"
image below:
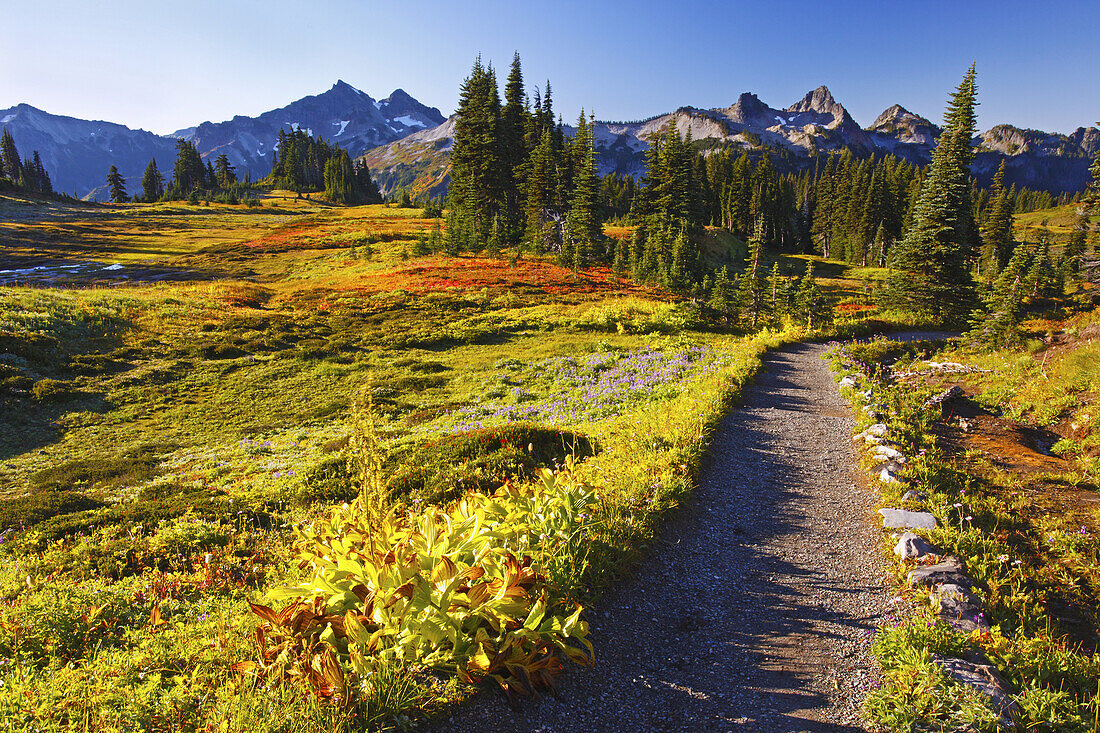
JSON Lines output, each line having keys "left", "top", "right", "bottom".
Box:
{"left": 247, "top": 469, "right": 595, "bottom": 703}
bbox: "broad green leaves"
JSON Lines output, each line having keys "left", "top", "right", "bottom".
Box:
{"left": 249, "top": 468, "right": 596, "bottom": 702}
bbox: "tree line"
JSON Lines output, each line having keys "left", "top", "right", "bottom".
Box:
{"left": 0, "top": 129, "right": 53, "bottom": 195}
{"left": 104, "top": 130, "right": 382, "bottom": 205}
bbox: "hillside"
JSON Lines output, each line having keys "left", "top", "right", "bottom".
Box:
{"left": 0, "top": 82, "right": 442, "bottom": 199}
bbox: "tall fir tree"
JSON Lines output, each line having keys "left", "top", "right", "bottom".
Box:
{"left": 214, "top": 154, "right": 237, "bottom": 188}
{"left": 967, "top": 240, "right": 1033, "bottom": 347}
{"left": 448, "top": 58, "right": 503, "bottom": 250}
{"left": 565, "top": 111, "right": 601, "bottom": 259}
{"left": 141, "top": 159, "right": 164, "bottom": 202}
{"left": 980, "top": 160, "right": 1014, "bottom": 282}
{"left": 881, "top": 66, "right": 979, "bottom": 323}
{"left": 500, "top": 53, "right": 530, "bottom": 241}
{"left": 106, "top": 165, "right": 128, "bottom": 203}
{"left": 0, "top": 129, "right": 21, "bottom": 183}
{"left": 738, "top": 220, "right": 767, "bottom": 328}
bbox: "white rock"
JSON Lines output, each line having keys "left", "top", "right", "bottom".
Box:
{"left": 865, "top": 424, "right": 889, "bottom": 438}
{"left": 879, "top": 466, "right": 906, "bottom": 484}
{"left": 873, "top": 446, "right": 907, "bottom": 464}
{"left": 838, "top": 375, "right": 858, "bottom": 389}
{"left": 880, "top": 508, "right": 937, "bottom": 529}
{"left": 894, "top": 532, "right": 939, "bottom": 560}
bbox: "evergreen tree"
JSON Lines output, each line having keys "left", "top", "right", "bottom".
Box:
{"left": 881, "top": 66, "right": 979, "bottom": 323}
{"left": 500, "top": 52, "right": 530, "bottom": 240}
{"left": 106, "top": 165, "right": 128, "bottom": 203}
{"left": 738, "top": 220, "right": 767, "bottom": 328}
{"left": 794, "top": 261, "right": 829, "bottom": 329}
{"left": 0, "top": 129, "right": 21, "bottom": 182}
{"left": 140, "top": 158, "right": 165, "bottom": 202}
{"left": 708, "top": 266, "right": 735, "bottom": 324}
{"left": 980, "top": 160, "right": 1014, "bottom": 281}
{"left": 214, "top": 154, "right": 237, "bottom": 188}
{"left": 448, "top": 58, "right": 503, "bottom": 250}
{"left": 967, "top": 241, "right": 1033, "bottom": 347}
{"left": 323, "top": 150, "right": 357, "bottom": 203}
{"left": 171, "top": 139, "right": 206, "bottom": 193}
{"left": 565, "top": 112, "right": 601, "bottom": 255}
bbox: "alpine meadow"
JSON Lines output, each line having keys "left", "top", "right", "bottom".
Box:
{"left": 2, "top": 6, "right": 1100, "bottom": 730}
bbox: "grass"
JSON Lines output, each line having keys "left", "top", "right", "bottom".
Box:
{"left": 831, "top": 320, "right": 1100, "bottom": 731}
{"left": 3, "top": 193, "right": 863, "bottom": 729}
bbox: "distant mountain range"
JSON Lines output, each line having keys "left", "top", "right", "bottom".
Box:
{"left": 0, "top": 82, "right": 1095, "bottom": 201}
{"left": 0, "top": 81, "right": 443, "bottom": 199}
{"left": 365, "top": 85, "right": 1100, "bottom": 198}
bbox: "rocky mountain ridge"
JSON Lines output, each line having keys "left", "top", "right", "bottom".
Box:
{"left": 0, "top": 81, "right": 443, "bottom": 199}
{"left": 364, "top": 85, "right": 1099, "bottom": 196}
{"left": 1, "top": 82, "right": 1095, "bottom": 200}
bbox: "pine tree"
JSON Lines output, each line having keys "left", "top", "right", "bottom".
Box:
{"left": 214, "top": 154, "right": 237, "bottom": 188}
{"left": 0, "top": 129, "right": 21, "bottom": 183}
{"left": 967, "top": 241, "right": 1033, "bottom": 347}
{"left": 882, "top": 66, "right": 979, "bottom": 323}
{"left": 794, "top": 261, "right": 829, "bottom": 329}
{"left": 141, "top": 159, "right": 164, "bottom": 202}
{"left": 980, "top": 160, "right": 1014, "bottom": 281}
{"left": 500, "top": 53, "right": 530, "bottom": 241}
{"left": 566, "top": 112, "right": 601, "bottom": 254}
{"left": 708, "top": 266, "right": 734, "bottom": 324}
{"left": 738, "top": 220, "right": 767, "bottom": 328}
{"left": 172, "top": 139, "right": 205, "bottom": 194}
{"left": 106, "top": 165, "right": 128, "bottom": 203}
{"left": 448, "top": 58, "right": 503, "bottom": 250}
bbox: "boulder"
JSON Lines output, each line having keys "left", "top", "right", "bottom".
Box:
{"left": 865, "top": 423, "right": 889, "bottom": 438}
{"left": 909, "top": 556, "right": 972, "bottom": 589}
{"left": 894, "top": 532, "right": 940, "bottom": 560}
{"left": 879, "top": 466, "right": 906, "bottom": 484}
{"left": 872, "top": 446, "right": 907, "bottom": 464}
{"left": 932, "top": 655, "right": 1018, "bottom": 727}
{"left": 934, "top": 583, "right": 989, "bottom": 631}
{"left": 880, "top": 508, "right": 936, "bottom": 530}
{"left": 838, "top": 375, "right": 859, "bottom": 389}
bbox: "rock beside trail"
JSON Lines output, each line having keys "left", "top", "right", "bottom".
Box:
{"left": 909, "top": 556, "right": 972, "bottom": 589}
{"left": 922, "top": 385, "right": 965, "bottom": 413}
{"left": 934, "top": 583, "right": 989, "bottom": 631}
{"left": 865, "top": 423, "right": 889, "bottom": 438}
{"left": 901, "top": 490, "right": 926, "bottom": 502}
{"left": 880, "top": 508, "right": 936, "bottom": 529}
{"left": 839, "top": 375, "right": 859, "bottom": 389}
{"left": 872, "top": 446, "right": 907, "bottom": 464}
{"left": 933, "top": 655, "right": 1018, "bottom": 727}
{"left": 878, "top": 466, "right": 906, "bottom": 484}
{"left": 894, "top": 532, "right": 940, "bottom": 560}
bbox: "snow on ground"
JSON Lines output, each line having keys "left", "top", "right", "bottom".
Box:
{"left": 393, "top": 115, "right": 426, "bottom": 128}
{"left": 334, "top": 120, "right": 350, "bottom": 137}
{"left": 1, "top": 114, "right": 15, "bottom": 124}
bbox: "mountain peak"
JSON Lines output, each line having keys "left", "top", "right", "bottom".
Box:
{"left": 788, "top": 85, "right": 838, "bottom": 115}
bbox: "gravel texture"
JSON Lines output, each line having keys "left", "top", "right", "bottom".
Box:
{"left": 428, "top": 342, "right": 891, "bottom": 732}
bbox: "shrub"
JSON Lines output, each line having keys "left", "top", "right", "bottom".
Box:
{"left": 295, "top": 454, "right": 358, "bottom": 506}
{"left": 385, "top": 423, "right": 597, "bottom": 505}
{"left": 250, "top": 469, "right": 595, "bottom": 703}
{"left": 31, "top": 378, "right": 79, "bottom": 402}
{"left": 0, "top": 490, "right": 104, "bottom": 530}
{"left": 31, "top": 443, "right": 175, "bottom": 491}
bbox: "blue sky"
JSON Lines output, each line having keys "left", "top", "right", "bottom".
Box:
{"left": 3, "top": 0, "right": 1097, "bottom": 135}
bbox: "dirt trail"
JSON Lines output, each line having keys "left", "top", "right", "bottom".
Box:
{"left": 430, "top": 342, "right": 891, "bottom": 732}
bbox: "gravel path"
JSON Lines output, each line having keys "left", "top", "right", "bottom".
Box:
{"left": 429, "top": 341, "right": 891, "bottom": 732}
